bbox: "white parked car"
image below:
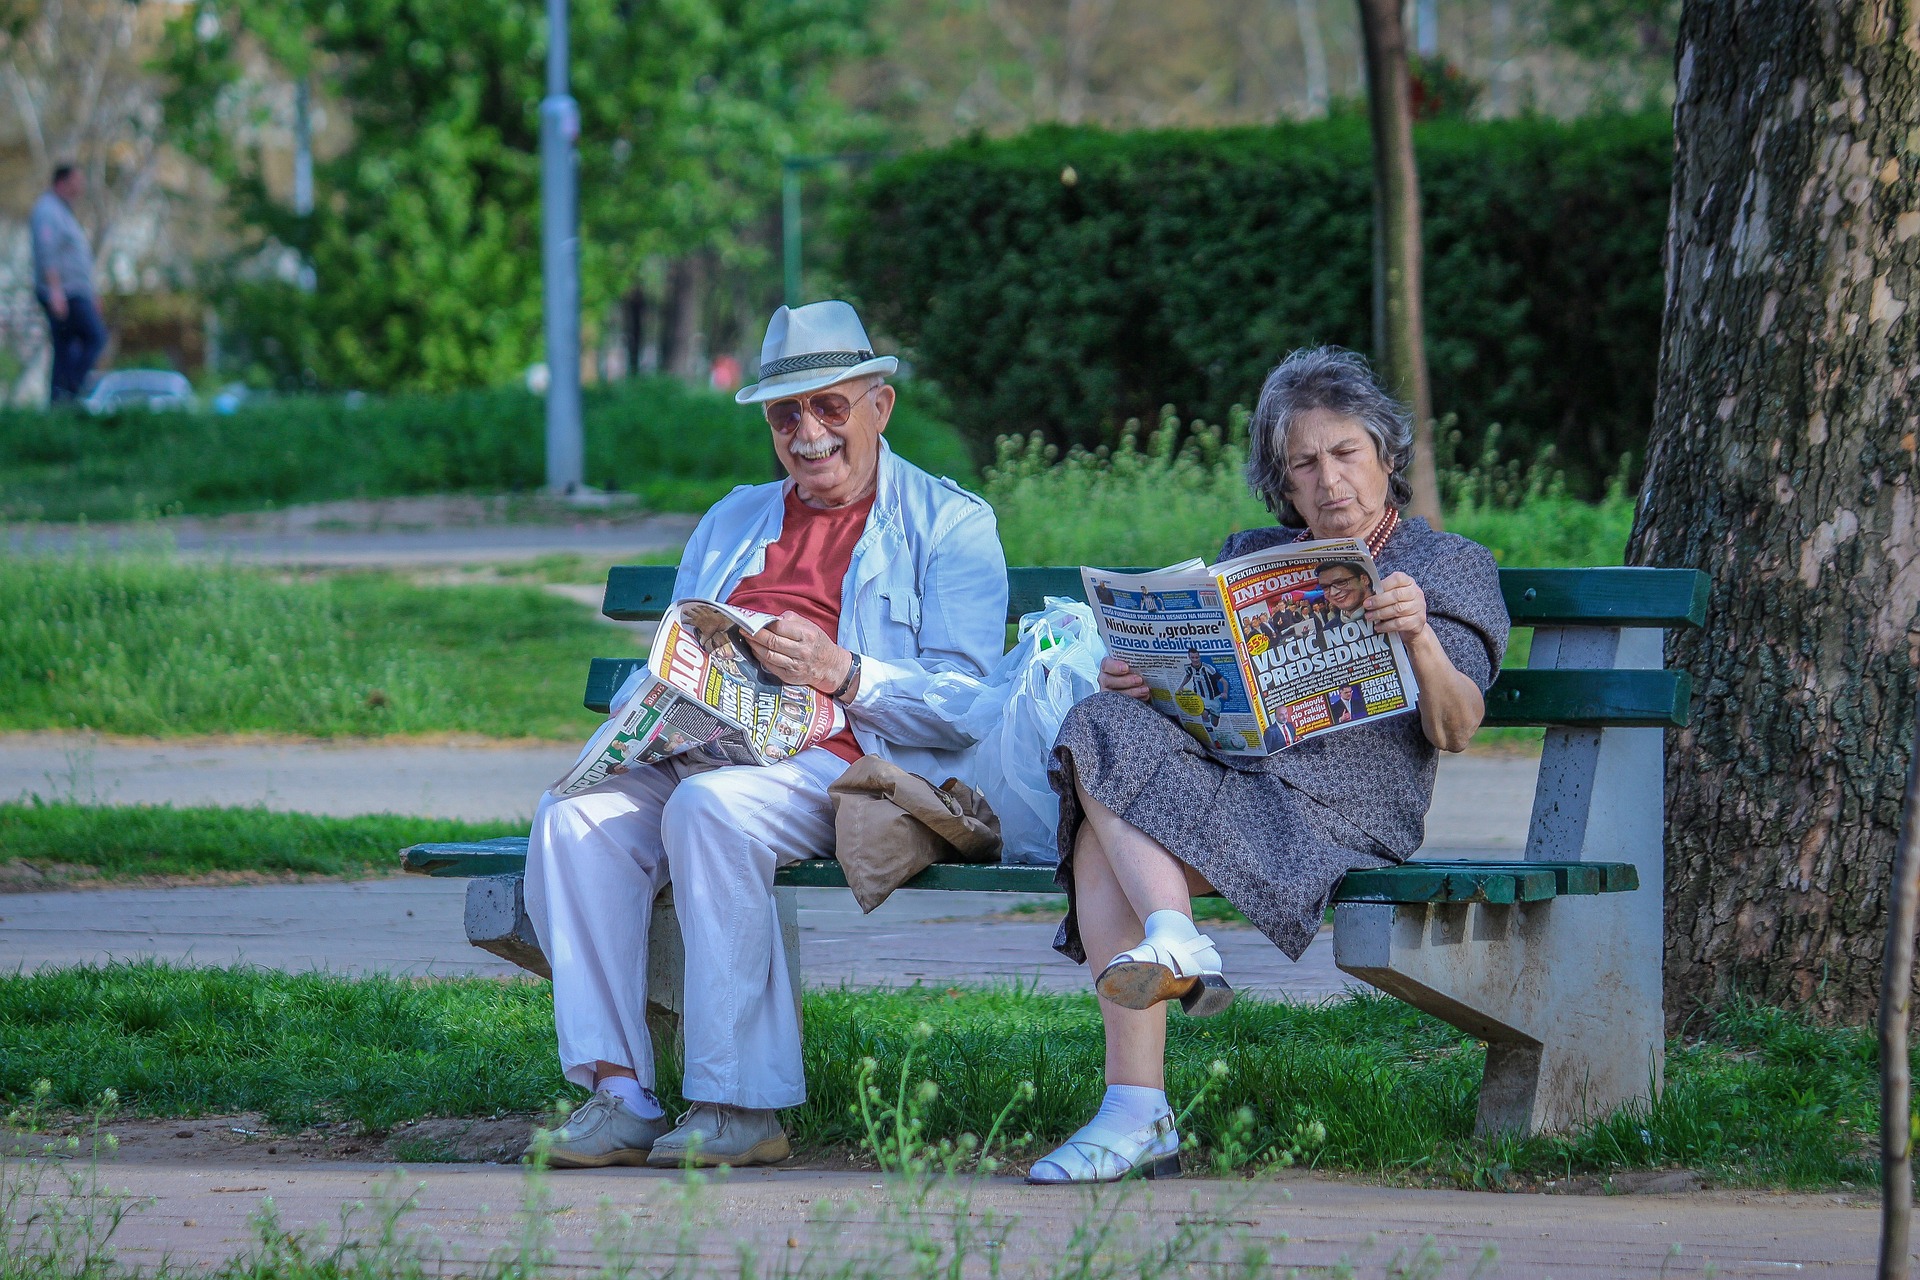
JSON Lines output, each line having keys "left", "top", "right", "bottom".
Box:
{"left": 83, "top": 369, "right": 196, "bottom": 415}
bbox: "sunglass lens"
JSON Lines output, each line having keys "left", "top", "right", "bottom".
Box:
{"left": 766, "top": 400, "right": 804, "bottom": 432}
{"left": 809, "top": 393, "right": 852, "bottom": 427}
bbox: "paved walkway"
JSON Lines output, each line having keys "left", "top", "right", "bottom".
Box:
{"left": 4, "top": 495, "right": 699, "bottom": 567}
{"left": 0, "top": 733, "right": 1542, "bottom": 838}
{"left": 30, "top": 1157, "right": 1879, "bottom": 1278}
{"left": 0, "top": 743, "right": 1539, "bottom": 999}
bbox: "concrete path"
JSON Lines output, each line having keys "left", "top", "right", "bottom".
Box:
{"left": 4, "top": 495, "right": 698, "bottom": 567}
{"left": 0, "top": 732, "right": 1542, "bottom": 844}
{"left": 32, "top": 1157, "right": 1879, "bottom": 1278}
{"left": 0, "top": 743, "right": 1541, "bottom": 999}
{"left": 0, "top": 879, "right": 1361, "bottom": 1002}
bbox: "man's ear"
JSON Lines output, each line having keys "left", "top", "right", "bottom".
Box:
{"left": 872, "top": 382, "right": 896, "bottom": 433}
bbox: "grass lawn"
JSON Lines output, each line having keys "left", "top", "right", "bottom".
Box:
{"left": 0, "top": 379, "right": 972, "bottom": 523}
{"left": 0, "top": 554, "right": 631, "bottom": 739}
{"left": 0, "top": 802, "right": 522, "bottom": 882}
{"left": 0, "top": 965, "right": 1878, "bottom": 1190}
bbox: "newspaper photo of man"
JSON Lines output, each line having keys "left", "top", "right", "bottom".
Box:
{"left": 1327, "top": 683, "right": 1365, "bottom": 724}
{"left": 1175, "top": 646, "right": 1235, "bottom": 746}
{"left": 1315, "top": 561, "right": 1371, "bottom": 623}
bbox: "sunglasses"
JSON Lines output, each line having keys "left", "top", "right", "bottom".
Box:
{"left": 763, "top": 385, "right": 879, "bottom": 434}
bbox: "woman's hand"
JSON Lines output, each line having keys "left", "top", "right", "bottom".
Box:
{"left": 1366, "top": 571, "right": 1486, "bottom": 753}
{"left": 1363, "top": 572, "right": 1429, "bottom": 639}
{"left": 1099, "top": 656, "right": 1151, "bottom": 701}
{"left": 743, "top": 611, "right": 854, "bottom": 694}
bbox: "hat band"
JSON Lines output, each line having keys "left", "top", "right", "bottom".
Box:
{"left": 759, "top": 350, "right": 876, "bottom": 380}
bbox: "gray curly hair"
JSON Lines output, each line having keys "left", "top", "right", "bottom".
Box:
{"left": 1245, "top": 346, "right": 1414, "bottom": 526}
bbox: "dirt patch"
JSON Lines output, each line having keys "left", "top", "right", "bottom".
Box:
{"left": 0, "top": 860, "right": 101, "bottom": 890}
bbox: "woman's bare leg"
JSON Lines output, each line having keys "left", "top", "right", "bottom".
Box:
{"left": 1069, "top": 817, "right": 1168, "bottom": 1089}
{"left": 1074, "top": 780, "right": 1213, "bottom": 918}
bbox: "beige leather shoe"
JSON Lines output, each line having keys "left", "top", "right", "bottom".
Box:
{"left": 645, "top": 1102, "right": 791, "bottom": 1168}
{"left": 530, "top": 1091, "right": 674, "bottom": 1168}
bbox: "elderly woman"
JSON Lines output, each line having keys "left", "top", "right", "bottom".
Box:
{"left": 1028, "top": 347, "right": 1509, "bottom": 1185}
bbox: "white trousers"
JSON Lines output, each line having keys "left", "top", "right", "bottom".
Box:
{"left": 524, "top": 749, "right": 847, "bottom": 1110}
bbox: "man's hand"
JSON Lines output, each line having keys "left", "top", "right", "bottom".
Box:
{"left": 47, "top": 286, "right": 67, "bottom": 321}
{"left": 744, "top": 611, "right": 854, "bottom": 694}
{"left": 1364, "top": 572, "right": 1430, "bottom": 638}
{"left": 1098, "top": 656, "right": 1151, "bottom": 701}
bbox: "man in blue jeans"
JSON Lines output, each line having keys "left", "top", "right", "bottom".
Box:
{"left": 31, "top": 164, "right": 106, "bottom": 403}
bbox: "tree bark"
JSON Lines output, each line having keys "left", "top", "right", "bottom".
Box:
{"left": 661, "top": 254, "right": 707, "bottom": 382}
{"left": 1294, "top": 0, "right": 1329, "bottom": 115}
{"left": 1629, "top": 0, "right": 1920, "bottom": 1025}
{"left": 1356, "top": 0, "right": 1444, "bottom": 527}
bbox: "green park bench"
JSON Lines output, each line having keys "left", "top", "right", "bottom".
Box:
{"left": 403, "top": 561, "right": 1707, "bottom": 1136}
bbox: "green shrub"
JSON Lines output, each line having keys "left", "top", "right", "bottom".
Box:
{"left": 842, "top": 114, "right": 1671, "bottom": 494}
{"left": 0, "top": 378, "right": 972, "bottom": 522}
{"left": 985, "top": 412, "right": 1633, "bottom": 570}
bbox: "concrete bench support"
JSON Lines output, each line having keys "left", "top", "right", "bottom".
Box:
{"left": 463, "top": 873, "right": 804, "bottom": 1060}
{"left": 1333, "top": 626, "right": 1666, "bottom": 1136}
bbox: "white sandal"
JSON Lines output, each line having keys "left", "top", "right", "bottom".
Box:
{"left": 1026, "top": 1112, "right": 1180, "bottom": 1184}
{"left": 1096, "top": 931, "right": 1234, "bottom": 1017}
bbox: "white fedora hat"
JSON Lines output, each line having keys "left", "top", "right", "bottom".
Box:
{"left": 735, "top": 300, "right": 899, "bottom": 405}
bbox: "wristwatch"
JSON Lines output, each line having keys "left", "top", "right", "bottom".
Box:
{"left": 829, "top": 652, "right": 863, "bottom": 701}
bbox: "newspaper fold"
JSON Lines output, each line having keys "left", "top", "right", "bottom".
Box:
{"left": 550, "top": 600, "right": 845, "bottom": 797}
{"left": 1082, "top": 537, "right": 1419, "bottom": 757}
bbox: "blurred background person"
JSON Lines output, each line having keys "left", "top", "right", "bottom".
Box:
{"left": 31, "top": 164, "right": 106, "bottom": 404}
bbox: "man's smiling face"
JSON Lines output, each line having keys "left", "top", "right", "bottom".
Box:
{"left": 768, "top": 376, "right": 894, "bottom": 508}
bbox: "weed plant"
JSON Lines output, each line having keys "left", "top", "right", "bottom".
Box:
{"left": 0, "top": 964, "right": 1878, "bottom": 1190}
{"left": 0, "top": 552, "right": 630, "bottom": 738}
{"left": 0, "top": 379, "right": 972, "bottom": 523}
{"left": 982, "top": 411, "right": 1635, "bottom": 571}
{"left": 0, "top": 801, "right": 521, "bottom": 881}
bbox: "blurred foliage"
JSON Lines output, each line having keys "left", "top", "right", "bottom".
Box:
{"left": 842, "top": 113, "right": 1670, "bottom": 495}
{"left": 155, "top": 0, "right": 875, "bottom": 390}
{"left": 0, "top": 377, "right": 971, "bottom": 521}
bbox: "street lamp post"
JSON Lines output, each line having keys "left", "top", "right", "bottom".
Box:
{"left": 541, "top": 0, "right": 583, "bottom": 494}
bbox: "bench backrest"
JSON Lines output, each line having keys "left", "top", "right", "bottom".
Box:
{"left": 582, "top": 564, "right": 1707, "bottom": 732}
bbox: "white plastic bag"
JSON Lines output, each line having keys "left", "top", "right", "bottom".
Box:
{"left": 923, "top": 597, "right": 1106, "bottom": 865}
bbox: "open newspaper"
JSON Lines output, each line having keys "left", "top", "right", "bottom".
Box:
{"left": 550, "top": 600, "right": 845, "bottom": 797}
{"left": 1082, "top": 537, "right": 1418, "bottom": 757}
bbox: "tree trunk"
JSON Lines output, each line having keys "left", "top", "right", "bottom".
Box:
{"left": 1356, "top": 0, "right": 1444, "bottom": 527}
{"left": 1629, "top": 0, "right": 1920, "bottom": 1025}
{"left": 661, "top": 254, "right": 707, "bottom": 382}
{"left": 1294, "top": 0, "right": 1329, "bottom": 115}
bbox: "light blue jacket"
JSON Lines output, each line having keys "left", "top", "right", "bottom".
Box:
{"left": 670, "top": 440, "right": 1010, "bottom": 783}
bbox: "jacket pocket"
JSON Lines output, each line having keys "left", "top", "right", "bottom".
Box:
{"left": 879, "top": 584, "right": 921, "bottom": 630}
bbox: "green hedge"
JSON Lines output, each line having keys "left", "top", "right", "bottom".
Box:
{"left": 841, "top": 114, "right": 1671, "bottom": 494}
{"left": 0, "top": 378, "right": 972, "bottom": 522}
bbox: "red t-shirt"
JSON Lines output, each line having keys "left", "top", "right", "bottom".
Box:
{"left": 726, "top": 487, "right": 875, "bottom": 763}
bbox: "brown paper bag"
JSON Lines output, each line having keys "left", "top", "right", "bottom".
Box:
{"left": 827, "top": 757, "right": 1002, "bottom": 913}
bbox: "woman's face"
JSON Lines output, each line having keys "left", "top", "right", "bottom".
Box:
{"left": 1281, "top": 407, "right": 1393, "bottom": 539}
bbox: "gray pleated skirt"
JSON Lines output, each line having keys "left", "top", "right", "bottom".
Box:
{"left": 1049, "top": 691, "right": 1394, "bottom": 963}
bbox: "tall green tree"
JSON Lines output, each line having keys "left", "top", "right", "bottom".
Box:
{"left": 159, "top": 0, "right": 869, "bottom": 390}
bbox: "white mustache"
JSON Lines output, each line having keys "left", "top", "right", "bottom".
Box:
{"left": 790, "top": 436, "right": 844, "bottom": 460}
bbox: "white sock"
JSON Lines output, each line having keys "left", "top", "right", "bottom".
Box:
{"left": 1092, "top": 1083, "right": 1172, "bottom": 1134}
{"left": 595, "top": 1075, "right": 664, "bottom": 1120}
{"left": 1143, "top": 909, "right": 1200, "bottom": 944}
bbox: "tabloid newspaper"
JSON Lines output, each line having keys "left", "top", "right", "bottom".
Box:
{"left": 550, "top": 600, "right": 844, "bottom": 797}
{"left": 1081, "top": 537, "right": 1419, "bottom": 757}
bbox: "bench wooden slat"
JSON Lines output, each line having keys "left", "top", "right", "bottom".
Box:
{"left": 602, "top": 566, "right": 679, "bottom": 621}
{"left": 400, "top": 839, "right": 1636, "bottom": 905}
{"left": 607, "top": 564, "right": 1712, "bottom": 630}
{"left": 1499, "top": 567, "right": 1708, "bottom": 629}
{"left": 1481, "top": 668, "right": 1691, "bottom": 729}
{"left": 588, "top": 655, "right": 1692, "bottom": 729}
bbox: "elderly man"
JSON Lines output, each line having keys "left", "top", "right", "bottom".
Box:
{"left": 525, "top": 300, "right": 1008, "bottom": 1169}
